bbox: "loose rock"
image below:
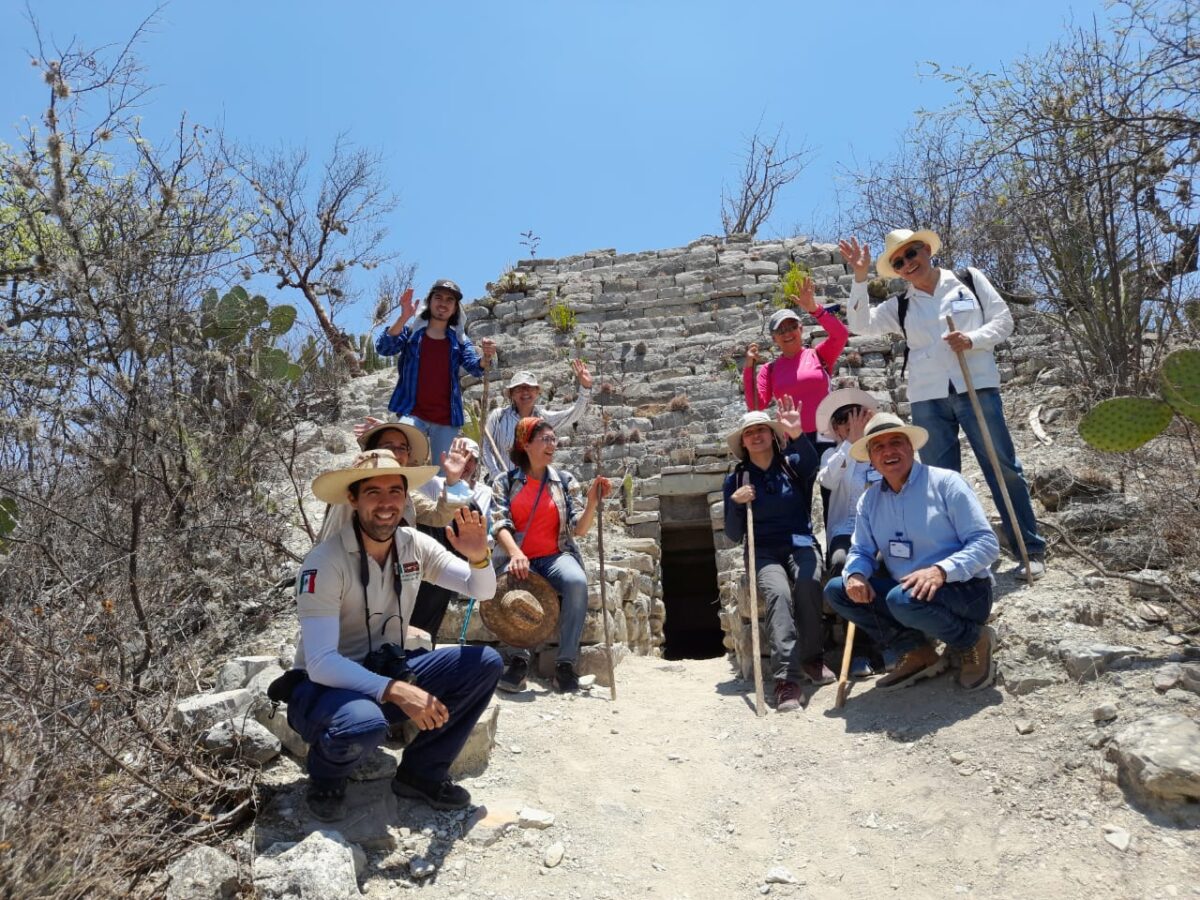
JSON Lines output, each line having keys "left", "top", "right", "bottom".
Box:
{"left": 543, "top": 842, "right": 565, "bottom": 868}
{"left": 1106, "top": 714, "right": 1200, "bottom": 805}
{"left": 165, "top": 844, "right": 240, "bottom": 900}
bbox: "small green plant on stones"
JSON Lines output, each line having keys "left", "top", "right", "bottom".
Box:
{"left": 548, "top": 298, "right": 577, "bottom": 334}
{"left": 1078, "top": 349, "right": 1200, "bottom": 452}
{"left": 772, "top": 260, "right": 813, "bottom": 309}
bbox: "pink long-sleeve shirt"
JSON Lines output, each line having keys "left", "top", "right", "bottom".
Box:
{"left": 743, "top": 307, "right": 849, "bottom": 433}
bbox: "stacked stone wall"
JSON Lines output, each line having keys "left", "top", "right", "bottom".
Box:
{"left": 286, "top": 234, "right": 1054, "bottom": 676}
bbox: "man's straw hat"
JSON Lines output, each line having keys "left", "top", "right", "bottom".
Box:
{"left": 480, "top": 570, "right": 560, "bottom": 648}
{"left": 312, "top": 450, "right": 438, "bottom": 505}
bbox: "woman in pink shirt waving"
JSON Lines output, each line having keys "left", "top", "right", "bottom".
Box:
{"left": 743, "top": 278, "right": 849, "bottom": 442}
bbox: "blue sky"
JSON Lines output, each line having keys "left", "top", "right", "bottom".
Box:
{"left": 2, "top": 1, "right": 1109, "bottom": 331}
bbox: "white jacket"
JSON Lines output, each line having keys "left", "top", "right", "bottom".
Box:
{"left": 847, "top": 267, "right": 1013, "bottom": 403}
{"left": 818, "top": 441, "right": 876, "bottom": 539}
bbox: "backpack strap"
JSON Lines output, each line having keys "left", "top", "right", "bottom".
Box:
{"left": 896, "top": 268, "right": 984, "bottom": 377}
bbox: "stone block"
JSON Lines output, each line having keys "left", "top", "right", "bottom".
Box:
{"left": 1106, "top": 714, "right": 1200, "bottom": 805}
{"left": 202, "top": 716, "right": 281, "bottom": 765}
{"left": 174, "top": 689, "right": 252, "bottom": 732}
{"left": 576, "top": 642, "right": 630, "bottom": 686}
{"left": 166, "top": 845, "right": 240, "bottom": 900}
{"left": 254, "top": 830, "right": 365, "bottom": 898}
{"left": 449, "top": 700, "right": 499, "bottom": 778}
{"left": 743, "top": 260, "right": 779, "bottom": 276}
{"left": 215, "top": 655, "right": 279, "bottom": 692}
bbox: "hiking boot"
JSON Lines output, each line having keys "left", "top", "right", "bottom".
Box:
{"left": 957, "top": 626, "right": 997, "bottom": 691}
{"left": 1015, "top": 555, "right": 1045, "bottom": 580}
{"left": 876, "top": 644, "right": 947, "bottom": 692}
{"left": 774, "top": 679, "right": 804, "bottom": 713}
{"left": 801, "top": 660, "right": 836, "bottom": 686}
{"left": 392, "top": 768, "right": 472, "bottom": 810}
{"left": 553, "top": 661, "right": 580, "bottom": 693}
{"left": 305, "top": 777, "right": 347, "bottom": 822}
{"left": 497, "top": 657, "right": 529, "bottom": 693}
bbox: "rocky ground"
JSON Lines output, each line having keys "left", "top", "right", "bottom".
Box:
{"left": 167, "top": 555, "right": 1200, "bottom": 900}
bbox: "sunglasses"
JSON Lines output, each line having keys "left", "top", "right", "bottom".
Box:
{"left": 890, "top": 245, "right": 922, "bottom": 271}
{"left": 774, "top": 321, "right": 801, "bottom": 334}
{"left": 831, "top": 405, "right": 863, "bottom": 427}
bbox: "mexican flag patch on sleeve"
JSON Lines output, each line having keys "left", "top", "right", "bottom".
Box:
{"left": 298, "top": 569, "right": 318, "bottom": 594}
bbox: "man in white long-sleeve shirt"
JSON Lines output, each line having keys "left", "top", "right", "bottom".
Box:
{"left": 289, "top": 450, "right": 501, "bottom": 821}
{"left": 482, "top": 363, "right": 592, "bottom": 481}
{"left": 838, "top": 230, "right": 1046, "bottom": 579}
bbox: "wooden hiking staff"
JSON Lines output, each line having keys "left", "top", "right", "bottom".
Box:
{"left": 742, "top": 472, "right": 767, "bottom": 717}
{"left": 945, "top": 315, "right": 1033, "bottom": 586}
{"left": 834, "top": 622, "right": 856, "bottom": 709}
{"left": 594, "top": 462, "right": 617, "bottom": 701}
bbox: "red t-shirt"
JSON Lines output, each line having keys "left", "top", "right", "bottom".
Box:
{"left": 509, "top": 478, "right": 560, "bottom": 560}
{"left": 410, "top": 333, "right": 452, "bottom": 425}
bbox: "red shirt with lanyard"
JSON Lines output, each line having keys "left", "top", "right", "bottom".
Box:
{"left": 509, "top": 476, "right": 560, "bottom": 559}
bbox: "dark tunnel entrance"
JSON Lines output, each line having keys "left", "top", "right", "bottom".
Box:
{"left": 660, "top": 517, "right": 724, "bottom": 661}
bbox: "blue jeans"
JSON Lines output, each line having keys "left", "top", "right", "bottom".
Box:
{"left": 911, "top": 388, "right": 1046, "bottom": 557}
{"left": 402, "top": 416, "right": 461, "bottom": 471}
{"left": 824, "top": 575, "right": 992, "bottom": 664}
{"left": 508, "top": 552, "right": 589, "bottom": 665}
{"left": 287, "top": 645, "right": 502, "bottom": 783}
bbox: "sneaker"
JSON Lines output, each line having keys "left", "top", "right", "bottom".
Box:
{"left": 1015, "top": 556, "right": 1046, "bottom": 580}
{"left": 849, "top": 656, "right": 876, "bottom": 679}
{"left": 497, "top": 658, "right": 528, "bottom": 693}
{"left": 553, "top": 661, "right": 580, "bottom": 693}
{"left": 957, "top": 626, "right": 997, "bottom": 691}
{"left": 305, "top": 777, "right": 347, "bottom": 822}
{"left": 392, "top": 768, "right": 472, "bottom": 810}
{"left": 774, "top": 679, "right": 804, "bottom": 713}
{"left": 800, "top": 660, "right": 836, "bottom": 686}
{"left": 876, "top": 644, "right": 947, "bottom": 692}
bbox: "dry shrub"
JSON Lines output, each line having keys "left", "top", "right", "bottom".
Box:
{"left": 667, "top": 394, "right": 691, "bottom": 413}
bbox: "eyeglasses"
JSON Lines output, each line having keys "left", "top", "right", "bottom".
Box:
{"left": 774, "top": 321, "right": 800, "bottom": 334}
{"left": 890, "top": 246, "right": 922, "bottom": 271}
{"left": 533, "top": 434, "right": 558, "bottom": 445}
{"left": 378, "top": 441, "right": 410, "bottom": 455}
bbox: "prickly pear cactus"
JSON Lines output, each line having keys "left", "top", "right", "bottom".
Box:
{"left": 1078, "top": 397, "right": 1174, "bottom": 452}
{"left": 1160, "top": 348, "right": 1200, "bottom": 426}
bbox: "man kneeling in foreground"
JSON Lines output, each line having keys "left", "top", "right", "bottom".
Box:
{"left": 823, "top": 413, "right": 1001, "bottom": 691}
{"left": 289, "top": 449, "right": 502, "bottom": 821}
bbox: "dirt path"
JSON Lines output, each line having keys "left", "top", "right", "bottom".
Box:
{"left": 341, "top": 573, "right": 1199, "bottom": 900}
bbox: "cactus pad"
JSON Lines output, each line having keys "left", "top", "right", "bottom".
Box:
{"left": 1078, "top": 397, "right": 1173, "bottom": 452}
{"left": 1160, "top": 349, "right": 1200, "bottom": 426}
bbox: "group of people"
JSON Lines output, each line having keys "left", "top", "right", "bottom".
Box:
{"left": 723, "top": 228, "right": 1045, "bottom": 712}
{"left": 283, "top": 227, "right": 1046, "bottom": 820}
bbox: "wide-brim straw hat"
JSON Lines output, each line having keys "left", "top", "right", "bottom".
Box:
{"left": 356, "top": 420, "right": 431, "bottom": 464}
{"left": 875, "top": 228, "right": 943, "bottom": 279}
{"left": 480, "top": 570, "right": 560, "bottom": 648}
{"left": 849, "top": 412, "right": 929, "bottom": 462}
{"left": 504, "top": 371, "right": 541, "bottom": 398}
{"left": 312, "top": 450, "right": 439, "bottom": 505}
{"left": 815, "top": 388, "right": 880, "bottom": 438}
{"left": 725, "top": 411, "right": 790, "bottom": 460}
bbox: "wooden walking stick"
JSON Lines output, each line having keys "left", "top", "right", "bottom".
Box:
{"left": 834, "top": 622, "right": 856, "bottom": 709}
{"left": 742, "top": 472, "right": 767, "bottom": 717}
{"left": 945, "top": 315, "right": 1033, "bottom": 586}
{"left": 594, "top": 461, "right": 617, "bottom": 701}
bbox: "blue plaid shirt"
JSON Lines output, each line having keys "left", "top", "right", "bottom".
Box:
{"left": 376, "top": 325, "right": 485, "bottom": 427}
